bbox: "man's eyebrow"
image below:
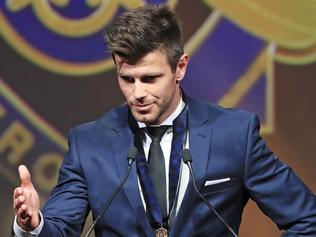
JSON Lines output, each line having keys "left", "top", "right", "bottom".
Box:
{"left": 142, "top": 72, "right": 164, "bottom": 77}
{"left": 118, "top": 72, "right": 164, "bottom": 78}
{"left": 117, "top": 71, "right": 133, "bottom": 77}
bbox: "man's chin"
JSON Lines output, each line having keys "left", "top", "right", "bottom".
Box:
{"left": 132, "top": 111, "right": 156, "bottom": 124}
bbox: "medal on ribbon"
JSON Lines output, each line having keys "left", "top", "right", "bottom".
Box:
{"left": 155, "top": 227, "right": 168, "bottom": 237}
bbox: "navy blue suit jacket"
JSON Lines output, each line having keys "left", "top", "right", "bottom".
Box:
{"left": 40, "top": 98, "right": 316, "bottom": 236}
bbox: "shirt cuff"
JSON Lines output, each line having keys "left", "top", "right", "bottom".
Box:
{"left": 13, "top": 212, "right": 44, "bottom": 237}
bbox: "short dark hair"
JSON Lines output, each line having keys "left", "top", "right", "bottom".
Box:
{"left": 104, "top": 4, "right": 184, "bottom": 72}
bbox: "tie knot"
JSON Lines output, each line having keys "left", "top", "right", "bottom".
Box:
{"left": 146, "top": 125, "right": 171, "bottom": 142}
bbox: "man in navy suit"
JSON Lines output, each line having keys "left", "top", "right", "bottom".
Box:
{"left": 13, "top": 4, "right": 316, "bottom": 236}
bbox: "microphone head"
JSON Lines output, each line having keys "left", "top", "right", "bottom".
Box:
{"left": 182, "top": 149, "right": 192, "bottom": 163}
{"left": 127, "top": 146, "right": 138, "bottom": 161}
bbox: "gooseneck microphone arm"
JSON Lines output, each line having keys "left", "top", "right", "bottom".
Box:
{"left": 182, "top": 149, "right": 238, "bottom": 237}
{"left": 84, "top": 146, "right": 138, "bottom": 237}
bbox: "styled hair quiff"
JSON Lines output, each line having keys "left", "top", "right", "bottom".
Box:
{"left": 104, "top": 4, "right": 184, "bottom": 72}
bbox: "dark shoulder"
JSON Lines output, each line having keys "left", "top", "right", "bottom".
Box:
{"left": 188, "top": 97, "right": 255, "bottom": 119}
{"left": 187, "top": 98, "right": 261, "bottom": 147}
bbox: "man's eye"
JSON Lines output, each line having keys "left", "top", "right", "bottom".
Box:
{"left": 120, "top": 76, "right": 134, "bottom": 83}
{"left": 143, "top": 76, "right": 158, "bottom": 82}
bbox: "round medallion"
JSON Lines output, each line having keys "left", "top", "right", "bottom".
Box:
{"left": 155, "top": 227, "right": 168, "bottom": 237}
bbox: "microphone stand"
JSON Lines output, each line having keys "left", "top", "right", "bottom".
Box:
{"left": 84, "top": 147, "right": 137, "bottom": 237}
{"left": 182, "top": 149, "right": 238, "bottom": 237}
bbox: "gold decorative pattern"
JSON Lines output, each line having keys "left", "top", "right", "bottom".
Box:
{"left": 203, "top": 0, "right": 316, "bottom": 64}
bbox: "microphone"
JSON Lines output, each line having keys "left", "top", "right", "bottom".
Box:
{"left": 182, "top": 149, "right": 238, "bottom": 237}
{"left": 84, "top": 146, "right": 138, "bottom": 237}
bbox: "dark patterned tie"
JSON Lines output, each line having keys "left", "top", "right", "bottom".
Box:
{"left": 146, "top": 125, "right": 171, "bottom": 218}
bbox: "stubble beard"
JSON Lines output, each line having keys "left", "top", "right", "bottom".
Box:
{"left": 130, "top": 103, "right": 161, "bottom": 125}
{"left": 131, "top": 108, "right": 157, "bottom": 125}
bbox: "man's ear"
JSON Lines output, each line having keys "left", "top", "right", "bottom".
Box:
{"left": 176, "top": 54, "right": 189, "bottom": 83}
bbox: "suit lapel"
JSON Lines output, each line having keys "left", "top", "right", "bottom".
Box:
{"left": 187, "top": 98, "right": 217, "bottom": 189}
{"left": 169, "top": 126, "right": 213, "bottom": 236}
{"left": 169, "top": 98, "right": 219, "bottom": 236}
{"left": 190, "top": 125, "right": 213, "bottom": 189}
{"left": 110, "top": 115, "right": 154, "bottom": 236}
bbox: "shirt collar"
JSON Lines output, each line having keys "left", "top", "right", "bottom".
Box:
{"left": 138, "top": 99, "right": 185, "bottom": 128}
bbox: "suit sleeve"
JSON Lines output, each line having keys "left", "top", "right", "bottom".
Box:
{"left": 244, "top": 114, "right": 316, "bottom": 236}
{"left": 39, "top": 129, "right": 90, "bottom": 237}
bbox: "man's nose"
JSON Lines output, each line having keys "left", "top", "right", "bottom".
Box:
{"left": 134, "top": 81, "right": 147, "bottom": 100}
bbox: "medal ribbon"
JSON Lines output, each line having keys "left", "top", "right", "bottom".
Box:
{"left": 128, "top": 105, "right": 188, "bottom": 230}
